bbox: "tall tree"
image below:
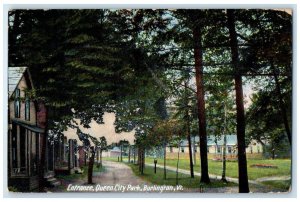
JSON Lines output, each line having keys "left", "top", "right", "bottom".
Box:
{"left": 226, "top": 9, "right": 249, "bottom": 193}
{"left": 246, "top": 89, "right": 291, "bottom": 159}
{"left": 8, "top": 9, "right": 147, "bottom": 190}
{"left": 193, "top": 25, "right": 210, "bottom": 183}
{"left": 171, "top": 70, "right": 196, "bottom": 178}
{"left": 206, "top": 77, "right": 235, "bottom": 183}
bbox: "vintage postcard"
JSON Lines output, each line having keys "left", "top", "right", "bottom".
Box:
{"left": 6, "top": 7, "right": 292, "bottom": 195}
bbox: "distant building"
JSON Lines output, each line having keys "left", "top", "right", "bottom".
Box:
{"left": 207, "top": 135, "right": 263, "bottom": 157}
{"left": 54, "top": 135, "right": 77, "bottom": 175}
{"left": 166, "top": 135, "right": 263, "bottom": 159}
{"left": 207, "top": 135, "right": 238, "bottom": 155}
{"left": 8, "top": 67, "right": 55, "bottom": 191}
{"left": 109, "top": 146, "right": 122, "bottom": 157}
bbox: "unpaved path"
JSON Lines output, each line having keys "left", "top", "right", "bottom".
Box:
{"left": 92, "top": 160, "right": 149, "bottom": 186}
{"left": 256, "top": 176, "right": 291, "bottom": 182}
{"left": 93, "top": 161, "right": 201, "bottom": 193}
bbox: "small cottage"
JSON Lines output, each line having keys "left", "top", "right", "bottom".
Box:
{"left": 109, "top": 146, "right": 122, "bottom": 157}
{"left": 166, "top": 135, "right": 263, "bottom": 159}
{"left": 207, "top": 135, "right": 238, "bottom": 155}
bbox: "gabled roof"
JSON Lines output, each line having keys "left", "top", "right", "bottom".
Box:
{"left": 207, "top": 135, "right": 237, "bottom": 146}
{"left": 8, "top": 67, "right": 33, "bottom": 98}
{"left": 110, "top": 146, "right": 121, "bottom": 152}
{"left": 176, "top": 135, "right": 237, "bottom": 147}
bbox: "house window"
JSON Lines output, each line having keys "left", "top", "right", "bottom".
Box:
{"left": 170, "top": 146, "right": 173, "bottom": 153}
{"left": 25, "top": 95, "right": 30, "bottom": 121}
{"left": 228, "top": 146, "right": 232, "bottom": 154}
{"left": 14, "top": 88, "right": 20, "bottom": 118}
{"left": 181, "top": 147, "right": 184, "bottom": 153}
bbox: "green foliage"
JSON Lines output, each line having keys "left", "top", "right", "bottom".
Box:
{"left": 99, "top": 136, "right": 108, "bottom": 151}
{"left": 149, "top": 119, "right": 185, "bottom": 147}
{"left": 8, "top": 186, "right": 19, "bottom": 192}
{"left": 9, "top": 9, "right": 150, "bottom": 132}
{"left": 9, "top": 9, "right": 292, "bottom": 158}
{"left": 246, "top": 85, "right": 291, "bottom": 157}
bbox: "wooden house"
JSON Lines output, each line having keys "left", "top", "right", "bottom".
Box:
{"left": 8, "top": 67, "right": 57, "bottom": 191}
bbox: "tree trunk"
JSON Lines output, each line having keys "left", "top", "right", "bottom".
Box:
{"left": 187, "top": 133, "right": 194, "bottom": 178}
{"left": 221, "top": 104, "right": 228, "bottom": 182}
{"left": 227, "top": 9, "right": 249, "bottom": 193}
{"left": 193, "top": 27, "right": 210, "bottom": 184}
{"left": 185, "top": 80, "right": 194, "bottom": 178}
{"left": 271, "top": 141, "right": 275, "bottom": 160}
{"left": 128, "top": 145, "right": 131, "bottom": 163}
{"left": 141, "top": 148, "right": 144, "bottom": 175}
{"left": 193, "top": 136, "right": 197, "bottom": 165}
{"left": 38, "top": 134, "right": 47, "bottom": 192}
{"left": 88, "top": 148, "right": 95, "bottom": 184}
{"left": 143, "top": 148, "right": 145, "bottom": 173}
{"left": 271, "top": 62, "right": 292, "bottom": 145}
{"left": 120, "top": 143, "right": 123, "bottom": 162}
{"left": 176, "top": 141, "right": 181, "bottom": 185}
{"left": 97, "top": 148, "right": 100, "bottom": 167}
{"left": 133, "top": 146, "right": 136, "bottom": 164}
{"left": 164, "top": 143, "right": 167, "bottom": 180}
{"left": 38, "top": 106, "right": 48, "bottom": 192}
{"left": 100, "top": 150, "right": 102, "bottom": 168}
{"left": 84, "top": 150, "right": 87, "bottom": 166}
{"left": 58, "top": 136, "right": 62, "bottom": 167}
{"left": 221, "top": 134, "right": 227, "bottom": 182}
{"left": 138, "top": 147, "right": 141, "bottom": 172}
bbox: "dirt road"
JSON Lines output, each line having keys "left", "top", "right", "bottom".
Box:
{"left": 92, "top": 160, "right": 149, "bottom": 186}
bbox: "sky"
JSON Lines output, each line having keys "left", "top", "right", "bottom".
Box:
{"left": 64, "top": 112, "right": 136, "bottom": 146}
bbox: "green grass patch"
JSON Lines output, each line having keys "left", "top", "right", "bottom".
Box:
{"left": 8, "top": 186, "right": 19, "bottom": 192}
{"left": 145, "top": 157, "right": 291, "bottom": 180}
{"left": 103, "top": 156, "right": 131, "bottom": 162}
{"left": 127, "top": 163, "right": 237, "bottom": 189}
{"left": 261, "top": 180, "right": 291, "bottom": 191}
{"left": 102, "top": 157, "right": 119, "bottom": 162}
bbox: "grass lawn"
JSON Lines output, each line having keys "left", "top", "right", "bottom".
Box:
{"left": 261, "top": 180, "right": 291, "bottom": 190}
{"left": 103, "top": 156, "right": 132, "bottom": 163}
{"left": 145, "top": 157, "right": 291, "bottom": 180}
{"left": 103, "top": 157, "right": 291, "bottom": 191}
{"left": 127, "top": 163, "right": 237, "bottom": 189}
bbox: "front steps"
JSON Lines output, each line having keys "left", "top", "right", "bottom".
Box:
{"left": 44, "top": 171, "right": 61, "bottom": 187}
